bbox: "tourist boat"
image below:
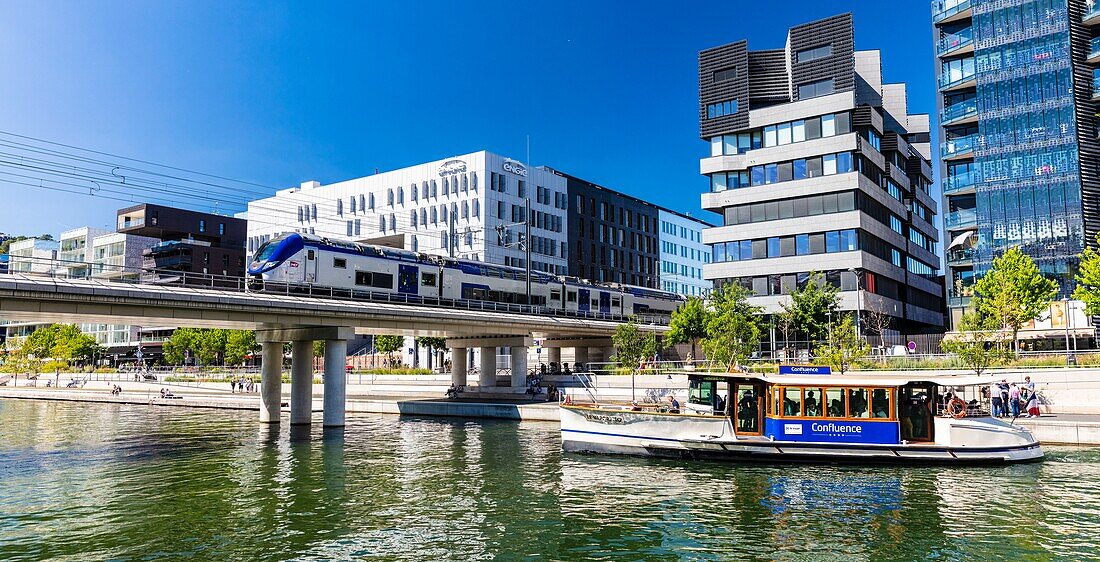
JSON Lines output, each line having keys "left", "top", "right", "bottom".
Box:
{"left": 559, "top": 370, "right": 1043, "bottom": 464}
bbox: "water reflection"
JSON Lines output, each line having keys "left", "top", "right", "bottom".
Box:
{"left": 1, "top": 400, "right": 1099, "bottom": 561}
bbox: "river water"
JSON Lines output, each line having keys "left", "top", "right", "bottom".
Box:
{"left": 0, "top": 399, "right": 1098, "bottom": 561}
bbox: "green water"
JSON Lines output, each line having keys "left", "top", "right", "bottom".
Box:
{"left": 1, "top": 400, "right": 1098, "bottom": 561}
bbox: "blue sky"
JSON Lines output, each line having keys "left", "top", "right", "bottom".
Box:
{"left": 0, "top": 1, "right": 938, "bottom": 236}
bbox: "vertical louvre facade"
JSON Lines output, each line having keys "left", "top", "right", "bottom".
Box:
{"left": 700, "top": 13, "right": 944, "bottom": 337}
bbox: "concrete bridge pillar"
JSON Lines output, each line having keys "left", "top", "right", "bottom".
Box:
{"left": 548, "top": 347, "right": 561, "bottom": 366}
{"left": 290, "top": 341, "right": 314, "bottom": 425}
{"left": 574, "top": 346, "right": 589, "bottom": 367}
{"left": 259, "top": 341, "right": 283, "bottom": 424}
{"left": 511, "top": 346, "right": 528, "bottom": 387}
{"left": 451, "top": 346, "right": 468, "bottom": 388}
{"left": 323, "top": 339, "right": 348, "bottom": 428}
{"left": 479, "top": 347, "right": 496, "bottom": 388}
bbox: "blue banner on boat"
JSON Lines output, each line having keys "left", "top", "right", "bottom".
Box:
{"left": 778, "top": 365, "right": 832, "bottom": 375}
{"left": 764, "top": 418, "right": 900, "bottom": 444}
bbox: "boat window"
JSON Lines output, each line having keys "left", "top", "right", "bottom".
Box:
{"left": 825, "top": 388, "right": 845, "bottom": 417}
{"left": 782, "top": 387, "right": 802, "bottom": 416}
{"left": 803, "top": 387, "right": 823, "bottom": 417}
{"left": 871, "top": 388, "right": 891, "bottom": 418}
{"left": 848, "top": 388, "right": 869, "bottom": 418}
{"left": 689, "top": 380, "right": 715, "bottom": 406}
{"left": 772, "top": 388, "right": 781, "bottom": 416}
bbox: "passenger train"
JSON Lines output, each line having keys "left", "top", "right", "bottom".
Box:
{"left": 247, "top": 233, "right": 685, "bottom": 317}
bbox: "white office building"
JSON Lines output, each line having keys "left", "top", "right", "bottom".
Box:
{"left": 58, "top": 227, "right": 111, "bottom": 278}
{"left": 658, "top": 209, "right": 713, "bottom": 297}
{"left": 8, "top": 238, "right": 58, "bottom": 275}
{"left": 90, "top": 232, "right": 158, "bottom": 280}
{"left": 246, "top": 151, "right": 570, "bottom": 276}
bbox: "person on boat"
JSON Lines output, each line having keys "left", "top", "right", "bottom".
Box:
{"left": 1009, "top": 383, "right": 1021, "bottom": 417}
{"left": 999, "top": 381, "right": 1010, "bottom": 417}
{"left": 990, "top": 381, "right": 1004, "bottom": 418}
{"left": 828, "top": 398, "right": 844, "bottom": 417}
{"left": 667, "top": 395, "right": 680, "bottom": 414}
{"left": 804, "top": 390, "right": 820, "bottom": 417}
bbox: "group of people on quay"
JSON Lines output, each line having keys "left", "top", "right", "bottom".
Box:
{"left": 229, "top": 377, "right": 255, "bottom": 393}
{"left": 988, "top": 376, "right": 1041, "bottom": 418}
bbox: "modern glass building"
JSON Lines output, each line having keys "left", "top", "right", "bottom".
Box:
{"left": 934, "top": 0, "right": 1100, "bottom": 328}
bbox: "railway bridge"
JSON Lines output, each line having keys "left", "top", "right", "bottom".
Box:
{"left": 0, "top": 274, "right": 667, "bottom": 427}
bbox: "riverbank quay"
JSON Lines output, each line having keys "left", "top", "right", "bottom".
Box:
{"left": 2, "top": 380, "right": 1099, "bottom": 445}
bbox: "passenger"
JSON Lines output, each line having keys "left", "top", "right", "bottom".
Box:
{"left": 872, "top": 389, "right": 889, "bottom": 418}
{"left": 999, "top": 380, "right": 1010, "bottom": 417}
{"left": 667, "top": 395, "right": 681, "bottom": 414}
{"left": 829, "top": 399, "right": 844, "bottom": 417}
{"left": 1009, "top": 383, "right": 1021, "bottom": 417}
{"left": 990, "top": 381, "right": 1004, "bottom": 418}
{"left": 804, "top": 391, "right": 819, "bottom": 417}
{"left": 715, "top": 395, "right": 726, "bottom": 415}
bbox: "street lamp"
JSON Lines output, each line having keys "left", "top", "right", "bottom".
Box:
{"left": 848, "top": 268, "right": 863, "bottom": 341}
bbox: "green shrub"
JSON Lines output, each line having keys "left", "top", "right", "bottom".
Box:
{"left": 41, "top": 361, "right": 72, "bottom": 372}
{"left": 351, "top": 367, "right": 432, "bottom": 376}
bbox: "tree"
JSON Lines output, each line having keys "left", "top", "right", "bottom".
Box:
{"left": 162, "top": 328, "right": 197, "bottom": 365}
{"left": 816, "top": 315, "right": 869, "bottom": 375}
{"left": 862, "top": 302, "right": 894, "bottom": 363}
{"left": 774, "top": 304, "right": 796, "bottom": 361}
{"left": 225, "top": 330, "right": 258, "bottom": 365}
{"left": 163, "top": 328, "right": 228, "bottom": 366}
{"left": 940, "top": 311, "right": 1012, "bottom": 376}
{"left": 701, "top": 285, "right": 762, "bottom": 370}
{"left": 1074, "top": 234, "right": 1100, "bottom": 315}
{"left": 51, "top": 324, "right": 99, "bottom": 364}
{"left": 974, "top": 247, "right": 1057, "bottom": 353}
{"left": 312, "top": 340, "right": 326, "bottom": 358}
{"left": 375, "top": 335, "right": 404, "bottom": 366}
{"left": 787, "top": 272, "right": 840, "bottom": 349}
{"left": 416, "top": 337, "right": 447, "bottom": 370}
{"left": 613, "top": 319, "right": 658, "bottom": 368}
{"left": 22, "top": 325, "right": 59, "bottom": 360}
{"left": 666, "top": 297, "right": 708, "bottom": 362}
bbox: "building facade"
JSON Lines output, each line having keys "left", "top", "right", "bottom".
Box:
{"left": 659, "top": 209, "right": 713, "bottom": 296}
{"left": 89, "top": 232, "right": 158, "bottom": 280}
{"left": 699, "top": 13, "right": 944, "bottom": 336}
{"left": 934, "top": 0, "right": 1100, "bottom": 328}
{"left": 8, "top": 238, "right": 58, "bottom": 275}
{"left": 549, "top": 170, "right": 661, "bottom": 288}
{"left": 117, "top": 203, "right": 248, "bottom": 279}
{"left": 246, "top": 151, "right": 570, "bottom": 276}
{"left": 58, "top": 227, "right": 111, "bottom": 278}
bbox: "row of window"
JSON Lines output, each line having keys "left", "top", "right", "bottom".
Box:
{"left": 706, "top": 99, "right": 739, "bottom": 119}
{"left": 577, "top": 196, "right": 656, "bottom": 234}
{"left": 662, "top": 280, "right": 708, "bottom": 297}
{"left": 716, "top": 270, "right": 863, "bottom": 298}
{"left": 721, "top": 191, "right": 857, "bottom": 226}
{"left": 660, "top": 241, "right": 711, "bottom": 263}
{"left": 709, "top": 152, "right": 855, "bottom": 192}
{"left": 798, "top": 78, "right": 835, "bottom": 100}
{"left": 772, "top": 386, "right": 893, "bottom": 420}
{"left": 660, "top": 220, "right": 703, "bottom": 242}
{"left": 712, "top": 229, "right": 858, "bottom": 263}
{"left": 708, "top": 111, "right": 852, "bottom": 156}
{"left": 660, "top": 260, "right": 704, "bottom": 280}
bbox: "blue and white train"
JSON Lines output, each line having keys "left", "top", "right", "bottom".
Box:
{"left": 247, "top": 233, "right": 684, "bottom": 317}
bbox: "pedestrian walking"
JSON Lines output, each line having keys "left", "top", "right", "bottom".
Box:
{"left": 1009, "top": 383, "right": 1021, "bottom": 418}
{"left": 230, "top": 379, "right": 236, "bottom": 393}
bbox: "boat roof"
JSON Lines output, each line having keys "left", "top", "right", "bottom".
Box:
{"left": 684, "top": 371, "right": 998, "bottom": 387}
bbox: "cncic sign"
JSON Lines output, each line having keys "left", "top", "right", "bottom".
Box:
{"left": 502, "top": 159, "right": 527, "bottom": 177}
{"left": 438, "top": 159, "right": 467, "bottom": 177}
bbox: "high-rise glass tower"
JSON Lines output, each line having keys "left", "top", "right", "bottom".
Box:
{"left": 934, "top": 0, "right": 1099, "bottom": 327}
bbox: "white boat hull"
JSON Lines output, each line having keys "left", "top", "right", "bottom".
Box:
{"left": 560, "top": 406, "right": 1044, "bottom": 464}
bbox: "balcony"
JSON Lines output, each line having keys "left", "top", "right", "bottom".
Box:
{"left": 944, "top": 208, "right": 976, "bottom": 230}
{"left": 933, "top": 0, "right": 972, "bottom": 24}
{"left": 941, "top": 98, "right": 978, "bottom": 126}
{"left": 1085, "top": 2, "right": 1100, "bottom": 25}
{"left": 939, "top": 69, "right": 976, "bottom": 92}
{"left": 947, "top": 247, "right": 975, "bottom": 265}
{"left": 942, "top": 134, "right": 977, "bottom": 160}
{"left": 943, "top": 169, "right": 979, "bottom": 195}
{"left": 936, "top": 28, "right": 974, "bottom": 58}
{"left": 1089, "top": 37, "right": 1100, "bottom": 64}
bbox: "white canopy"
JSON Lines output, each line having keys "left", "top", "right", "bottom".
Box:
{"left": 947, "top": 230, "right": 975, "bottom": 249}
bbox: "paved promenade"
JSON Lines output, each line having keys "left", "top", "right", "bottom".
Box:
{"left": 0, "top": 377, "right": 1098, "bottom": 444}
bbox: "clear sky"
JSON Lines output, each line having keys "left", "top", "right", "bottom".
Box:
{"left": 0, "top": 0, "right": 938, "bottom": 236}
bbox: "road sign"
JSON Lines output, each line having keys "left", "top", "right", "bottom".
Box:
{"left": 907, "top": 341, "right": 917, "bottom": 352}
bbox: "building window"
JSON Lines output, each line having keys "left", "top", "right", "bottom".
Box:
{"left": 796, "top": 44, "right": 832, "bottom": 63}
{"left": 798, "top": 78, "right": 834, "bottom": 100}
{"left": 339, "top": 199, "right": 345, "bottom": 216}
{"left": 198, "top": 220, "right": 206, "bottom": 233}
{"left": 713, "top": 67, "right": 737, "bottom": 82}
{"left": 707, "top": 99, "right": 738, "bottom": 119}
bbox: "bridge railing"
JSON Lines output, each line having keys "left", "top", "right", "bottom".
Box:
{"left": 2, "top": 255, "right": 671, "bottom": 326}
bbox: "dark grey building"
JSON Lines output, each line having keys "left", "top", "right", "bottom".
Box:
{"left": 699, "top": 13, "right": 944, "bottom": 336}
{"left": 116, "top": 203, "right": 248, "bottom": 279}
{"left": 544, "top": 170, "right": 662, "bottom": 289}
